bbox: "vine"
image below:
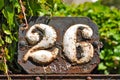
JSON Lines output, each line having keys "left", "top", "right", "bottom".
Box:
{"left": 0, "top": 0, "right": 20, "bottom": 76}
{"left": 19, "top": 0, "right": 28, "bottom": 29}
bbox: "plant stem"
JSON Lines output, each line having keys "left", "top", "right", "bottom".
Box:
{"left": 19, "top": 0, "right": 28, "bottom": 29}
{"left": 4, "top": 57, "right": 11, "bottom": 80}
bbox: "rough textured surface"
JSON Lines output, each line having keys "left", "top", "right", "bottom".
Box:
{"left": 63, "top": 24, "right": 94, "bottom": 64}
{"left": 23, "top": 23, "right": 57, "bottom": 63}
{"left": 18, "top": 17, "right": 101, "bottom": 73}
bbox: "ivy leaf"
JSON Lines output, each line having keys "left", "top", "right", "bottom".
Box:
{"left": 114, "top": 46, "right": 120, "bottom": 56}
{"left": 0, "top": 0, "right": 4, "bottom": 10}
{"left": 5, "top": 36, "right": 12, "bottom": 44}
{"left": 13, "top": 0, "right": 21, "bottom": 13}
{"left": 2, "top": 5, "right": 15, "bottom": 30}
{"left": 112, "top": 56, "right": 120, "bottom": 61}
{"left": 2, "top": 24, "right": 11, "bottom": 35}
{"left": 5, "top": 47, "right": 10, "bottom": 60}
{"left": 98, "top": 62, "right": 107, "bottom": 70}
{"left": 39, "top": 0, "right": 46, "bottom": 4}
{"left": 113, "top": 34, "right": 120, "bottom": 40}
{"left": 105, "top": 62, "right": 114, "bottom": 67}
{"left": 4, "top": 30, "right": 11, "bottom": 35}
{"left": 0, "top": 62, "right": 6, "bottom": 72}
{"left": 0, "top": 37, "right": 4, "bottom": 46}
{"left": 99, "top": 50, "right": 105, "bottom": 59}
{"left": 104, "top": 70, "right": 109, "bottom": 75}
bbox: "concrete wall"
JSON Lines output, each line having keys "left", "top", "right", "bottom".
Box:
{"left": 62, "top": 0, "right": 98, "bottom": 5}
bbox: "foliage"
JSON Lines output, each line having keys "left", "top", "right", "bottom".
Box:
{"left": 0, "top": 0, "right": 20, "bottom": 74}
{"left": 0, "top": 0, "right": 120, "bottom": 74}
{"left": 79, "top": 2, "right": 120, "bottom": 74}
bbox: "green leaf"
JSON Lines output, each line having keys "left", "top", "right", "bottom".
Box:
{"left": 113, "top": 34, "right": 120, "bottom": 40}
{"left": 2, "top": 24, "right": 11, "bottom": 35}
{"left": 0, "top": 62, "right": 6, "bottom": 72}
{"left": 4, "top": 30, "right": 11, "bottom": 35}
{"left": 2, "top": 5, "right": 15, "bottom": 30}
{"left": 98, "top": 62, "right": 107, "bottom": 70}
{"left": 99, "top": 50, "right": 105, "bottom": 59}
{"left": 0, "top": 37, "right": 4, "bottom": 46}
{"left": 104, "top": 70, "right": 109, "bottom": 75}
{"left": 13, "top": 0, "right": 21, "bottom": 13}
{"left": 5, "top": 47, "right": 10, "bottom": 60}
{"left": 114, "top": 45, "right": 120, "bottom": 56}
{"left": 0, "top": 0, "right": 4, "bottom": 10}
{"left": 5, "top": 36, "right": 12, "bottom": 44}
{"left": 112, "top": 56, "right": 120, "bottom": 61}
{"left": 13, "top": 32, "right": 18, "bottom": 41}
{"left": 105, "top": 62, "right": 114, "bottom": 67}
